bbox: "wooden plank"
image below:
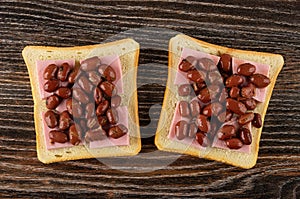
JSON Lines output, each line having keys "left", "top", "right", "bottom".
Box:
{"left": 0, "top": 0, "right": 299, "bottom": 198}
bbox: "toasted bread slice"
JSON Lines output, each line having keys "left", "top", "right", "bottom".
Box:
{"left": 23, "top": 39, "right": 141, "bottom": 164}
{"left": 155, "top": 34, "right": 284, "bottom": 169}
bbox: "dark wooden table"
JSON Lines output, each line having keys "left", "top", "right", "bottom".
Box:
{"left": 1, "top": 1, "right": 299, "bottom": 198}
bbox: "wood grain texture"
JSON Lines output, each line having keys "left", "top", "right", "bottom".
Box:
{"left": 0, "top": 0, "right": 299, "bottom": 198}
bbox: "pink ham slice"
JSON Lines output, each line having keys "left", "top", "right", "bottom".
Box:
{"left": 39, "top": 56, "right": 128, "bottom": 150}
{"left": 170, "top": 48, "right": 269, "bottom": 153}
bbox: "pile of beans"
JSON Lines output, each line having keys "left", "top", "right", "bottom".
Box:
{"left": 43, "top": 56, "right": 127, "bottom": 146}
{"left": 176, "top": 54, "right": 269, "bottom": 149}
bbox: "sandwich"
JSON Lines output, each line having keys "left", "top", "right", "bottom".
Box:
{"left": 155, "top": 34, "right": 284, "bottom": 168}
{"left": 22, "top": 39, "right": 141, "bottom": 163}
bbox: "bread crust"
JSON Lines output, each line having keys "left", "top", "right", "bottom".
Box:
{"left": 22, "top": 39, "right": 141, "bottom": 163}
{"left": 155, "top": 34, "right": 284, "bottom": 169}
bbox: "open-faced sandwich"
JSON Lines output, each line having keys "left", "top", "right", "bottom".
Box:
{"left": 155, "top": 34, "right": 284, "bottom": 168}
{"left": 22, "top": 39, "right": 141, "bottom": 163}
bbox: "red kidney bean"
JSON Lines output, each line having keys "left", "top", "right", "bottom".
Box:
{"left": 202, "top": 102, "right": 223, "bottom": 117}
{"left": 188, "top": 122, "right": 198, "bottom": 138}
{"left": 98, "top": 64, "right": 108, "bottom": 75}
{"left": 81, "top": 56, "right": 101, "bottom": 71}
{"left": 179, "top": 101, "right": 191, "bottom": 118}
{"left": 191, "top": 83, "right": 199, "bottom": 94}
{"left": 179, "top": 56, "right": 196, "bottom": 72}
{"left": 72, "top": 101, "right": 83, "bottom": 118}
{"left": 217, "top": 110, "right": 233, "bottom": 123}
{"left": 103, "top": 65, "right": 116, "bottom": 82}
{"left": 111, "top": 95, "right": 121, "bottom": 108}
{"left": 57, "top": 63, "right": 71, "bottom": 82}
{"left": 85, "top": 102, "right": 95, "bottom": 119}
{"left": 207, "top": 70, "right": 223, "bottom": 85}
{"left": 86, "top": 117, "right": 99, "bottom": 130}
{"left": 225, "top": 74, "right": 244, "bottom": 87}
{"left": 44, "top": 64, "right": 58, "bottom": 80}
{"left": 226, "top": 138, "right": 243, "bottom": 149}
{"left": 252, "top": 113, "right": 262, "bottom": 128}
{"left": 197, "top": 82, "right": 206, "bottom": 89}
{"left": 239, "top": 75, "right": 249, "bottom": 88}
{"left": 175, "top": 120, "right": 189, "bottom": 140}
{"left": 198, "top": 58, "right": 217, "bottom": 71}
{"left": 44, "top": 110, "right": 58, "bottom": 128}
{"left": 237, "top": 63, "right": 256, "bottom": 76}
{"left": 195, "top": 132, "right": 206, "bottom": 146}
{"left": 55, "top": 87, "right": 72, "bottom": 99}
{"left": 238, "top": 112, "right": 254, "bottom": 125}
{"left": 191, "top": 82, "right": 205, "bottom": 94}
{"left": 229, "top": 87, "right": 240, "bottom": 98}
{"left": 219, "top": 54, "right": 232, "bottom": 72}
{"left": 250, "top": 74, "right": 270, "bottom": 88}
{"left": 97, "top": 115, "right": 108, "bottom": 126}
{"left": 208, "top": 84, "right": 221, "bottom": 100}
{"left": 238, "top": 127, "right": 252, "bottom": 145}
{"left": 196, "top": 114, "right": 210, "bottom": 133}
{"left": 96, "top": 100, "right": 109, "bottom": 116}
{"left": 85, "top": 128, "right": 106, "bottom": 142}
{"left": 237, "top": 96, "right": 248, "bottom": 102}
{"left": 242, "top": 98, "right": 257, "bottom": 110}
{"left": 226, "top": 98, "right": 247, "bottom": 115}
{"left": 78, "top": 75, "right": 94, "bottom": 94}
{"left": 212, "top": 102, "right": 223, "bottom": 116}
{"left": 73, "top": 88, "right": 90, "bottom": 104}
{"left": 68, "top": 68, "right": 80, "bottom": 84}
{"left": 66, "top": 98, "right": 72, "bottom": 115}
{"left": 59, "top": 111, "right": 72, "bottom": 130}
{"left": 187, "top": 69, "right": 205, "bottom": 83}
{"left": 99, "top": 81, "right": 116, "bottom": 97}
{"left": 217, "top": 125, "right": 236, "bottom": 140}
{"left": 44, "top": 79, "right": 60, "bottom": 92}
{"left": 190, "top": 100, "right": 201, "bottom": 117}
{"left": 94, "top": 87, "right": 103, "bottom": 105}
{"left": 101, "top": 123, "right": 110, "bottom": 132}
{"left": 119, "top": 124, "right": 128, "bottom": 133}
{"left": 46, "top": 94, "right": 61, "bottom": 109}
{"left": 225, "top": 110, "right": 233, "bottom": 121}
{"left": 197, "top": 87, "right": 211, "bottom": 103}
{"left": 106, "top": 108, "right": 119, "bottom": 124}
{"left": 178, "top": 84, "right": 191, "bottom": 96}
{"left": 241, "top": 84, "right": 255, "bottom": 98}
{"left": 186, "top": 56, "right": 198, "bottom": 66}
{"left": 88, "top": 71, "right": 102, "bottom": 86}
{"left": 221, "top": 72, "right": 230, "bottom": 83}
{"left": 109, "top": 124, "right": 128, "bottom": 139}
{"left": 49, "top": 130, "right": 68, "bottom": 144}
{"left": 69, "top": 124, "right": 81, "bottom": 145}
{"left": 79, "top": 119, "right": 87, "bottom": 132}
